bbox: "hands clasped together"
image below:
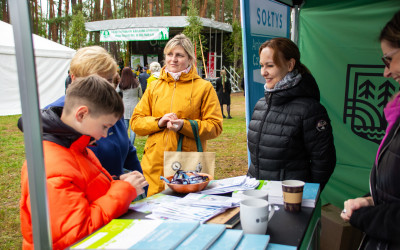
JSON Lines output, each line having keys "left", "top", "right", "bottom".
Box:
{"left": 158, "top": 112, "right": 184, "bottom": 132}
{"left": 120, "top": 171, "right": 148, "bottom": 196}
{"left": 341, "top": 196, "right": 374, "bottom": 222}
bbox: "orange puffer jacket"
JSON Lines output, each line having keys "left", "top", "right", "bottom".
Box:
{"left": 20, "top": 135, "right": 137, "bottom": 250}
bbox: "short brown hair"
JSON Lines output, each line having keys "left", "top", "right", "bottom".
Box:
{"left": 70, "top": 46, "right": 118, "bottom": 79}
{"left": 64, "top": 75, "right": 124, "bottom": 119}
{"left": 164, "top": 34, "right": 195, "bottom": 65}
{"left": 258, "top": 38, "right": 310, "bottom": 74}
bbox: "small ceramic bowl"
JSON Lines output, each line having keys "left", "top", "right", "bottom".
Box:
{"left": 164, "top": 173, "right": 213, "bottom": 194}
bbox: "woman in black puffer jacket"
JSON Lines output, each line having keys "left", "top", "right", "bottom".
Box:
{"left": 247, "top": 37, "right": 336, "bottom": 191}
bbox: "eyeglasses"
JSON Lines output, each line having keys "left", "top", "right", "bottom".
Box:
{"left": 382, "top": 49, "right": 399, "bottom": 69}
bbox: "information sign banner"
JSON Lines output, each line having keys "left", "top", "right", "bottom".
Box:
{"left": 240, "top": 0, "right": 290, "bottom": 124}
{"left": 101, "top": 28, "right": 169, "bottom": 42}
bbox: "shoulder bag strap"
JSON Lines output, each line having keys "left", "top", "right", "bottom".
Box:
{"left": 177, "top": 120, "right": 203, "bottom": 152}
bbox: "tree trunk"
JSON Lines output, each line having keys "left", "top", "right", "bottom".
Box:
{"left": 58, "top": 0, "right": 62, "bottom": 43}
{"left": 232, "top": 0, "right": 238, "bottom": 21}
{"left": 71, "top": 0, "right": 78, "bottom": 14}
{"left": 170, "top": 0, "right": 174, "bottom": 16}
{"left": 149, "top": 0, "right": 153, "bottom": 16}
{"left": 49, "top": 0, "right": 58, "bottom": 42}
{"left": 215, "top": 0, "right": 220, "bottom": 22}
{"left": 65, "top": 0, "right": 70, "bottom": 32}
{"left": 2, "top": 0, "right": 9, "bottom": 23}
{"left": 155, "top": 0, "right": 159, "bottom": 16}
{"left": 94, "top": 0, "right": 101, "bottom": 44}
{"left": 176, "top": 0, "right": 182, "bottom": 16}
{"left": 103, "top": 0, "right": 112, "bottom": 19}
{"left": 113, "top": 0, "right": 118, "bottom": 18}
{"left": 161, "top": 0, "right": 164, "bottom": 16}
{"left": 221, "top": 0, "right": 225, "bottom": 22}
{"left": 200, "top": 0, "right": 207, "bottom": 17}
{"left": 185, "top": 0, "right": 188, "bottom": 15}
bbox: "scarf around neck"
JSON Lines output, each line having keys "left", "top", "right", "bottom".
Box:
{"left": 165, "top": 65, "right": 192, "bottom": 81}
{"left": 265, "top": 70, "right": 302, "bottom": 92}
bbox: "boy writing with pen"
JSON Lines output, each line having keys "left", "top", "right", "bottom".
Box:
{"left": 19, "top": 75, "right": 148, "bottom": 250}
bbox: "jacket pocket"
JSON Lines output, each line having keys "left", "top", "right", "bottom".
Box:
{"left": 144, "top": 139, "right": 157, "bottom": 155}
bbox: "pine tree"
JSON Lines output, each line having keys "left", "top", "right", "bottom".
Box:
{"left": 183, "top": 4, "right": 207, "bottom": 65}
{"left": 65, "top": 11, "right": 87, "bottom": 49}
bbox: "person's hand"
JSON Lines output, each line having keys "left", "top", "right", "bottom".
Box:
{"left": 341, "top": 196, "right": 374, "bottom": 222}
{"left": 158, "top": 113, "right": 178, "bottom": 128}
{"left": 120, "top": 171, "right": 148, "bottom": 196}
{"left": 167, "top": 119, "right": 184, "bottom": 132}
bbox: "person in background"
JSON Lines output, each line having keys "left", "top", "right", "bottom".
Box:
{"left": 247, "top": 37, "right": 336, "bottom": 191}
{"left": 147, "top": 61, "right": 161, "bottom": 85}
{"left": 65, "top": 70, "right": 72, "bottom": 93}
{"left": 131, "top": 34, "right": 223, "bottom": 196}
{"left": 44, "top": 46, "right": 145, "bottom": 186}
{"left": 19, "top": 75, "right": 148, "bottom": 250}
{"left": 112, "top": 72, "right": 120, "bottom": 90}
{"left": 117, "top": 67, "right": 142, "bottom": 145}
{"left": 341, "top": 10, "right": 400, "bottom": 249}
{"left": 215, "top": 69, "right": 232, "bottom": 119}
{"left": 135, "top": 64, "right": 142, "bottom": 76}
{"left": 139, "top": 66, "right": 150, "bottom": 93}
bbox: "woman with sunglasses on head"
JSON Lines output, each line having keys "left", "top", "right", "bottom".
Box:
{"left": 341, "top": 10, "right": 400, "bottom": 249}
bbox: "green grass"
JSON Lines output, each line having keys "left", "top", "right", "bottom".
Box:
{"left": 0, "top": 114, "right": 24, "bottom": 249}
{"left": 0, "top": 93, "right": 247, "bottom": 248}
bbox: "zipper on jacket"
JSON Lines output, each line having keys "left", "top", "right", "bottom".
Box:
{"left": 170, "top": 81, "right": 177, "bottom": 113}
{"left": 255, "top": 92, "right": 273, "bottom": 175}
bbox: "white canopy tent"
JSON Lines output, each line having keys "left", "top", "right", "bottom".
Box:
{"left": 0, "top": 20, "right": 75, "bottom": 116}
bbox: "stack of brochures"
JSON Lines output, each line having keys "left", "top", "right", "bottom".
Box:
{"left": 232, "top": 180, "right": 320, "bottom": 208}
{"left": 199, "top": 175, "right": 260, "bottom": 195}
{"left": 130, "top": 193, "right": 240, "bottom": 223}
{"left": 177, "top": 193, "right": 241, "bottom": 208}
{"left": 71, "top": 219, "right": 272, "bottom": 250}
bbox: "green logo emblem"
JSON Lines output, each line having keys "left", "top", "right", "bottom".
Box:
{"left": 102, "top": 30, "right": 110, "bottom": 38}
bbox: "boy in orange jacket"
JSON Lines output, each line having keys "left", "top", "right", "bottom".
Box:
{"left": 19, "top": 75, "right": 148, "bottom": 250}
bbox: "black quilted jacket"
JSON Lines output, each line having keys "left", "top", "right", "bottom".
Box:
{"left": 247, "top": 73, "right": 336, "bottom": 190}
{"left": 350, "top": 117, "right": 400, "bottom": 249}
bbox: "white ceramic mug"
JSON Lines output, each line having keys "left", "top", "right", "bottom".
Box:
{"left": 240, "top": 198, "right": 275, "bottom": 234}
{"left": 241, "top": 189, "right": 268, "bottom": 201}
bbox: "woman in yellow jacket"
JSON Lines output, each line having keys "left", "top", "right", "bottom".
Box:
{"left": 131, "top": 34, "right": 223, "bottom": 196}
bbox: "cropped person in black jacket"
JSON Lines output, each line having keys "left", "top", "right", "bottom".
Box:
{"left": 247, "top": 37, "right": 336, "bottom": 191}
{"left": 341, "top": 10, "right": 400, "bottom": 249}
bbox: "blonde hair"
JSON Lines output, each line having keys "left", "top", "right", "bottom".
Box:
{"left": 70, "top": 46, "right": 118, "bottom": 78}
{"left": 164, "top": 34, "right": 195, "bottom": 65}
{"left": 149, "top": 62, "right": 161, "bottom": 73}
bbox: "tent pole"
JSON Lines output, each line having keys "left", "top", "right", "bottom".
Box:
{"left": 291, "top": 5, "right": 300, "bottom": 45}
{"left": 221, "top": 31, "right": 223, "bottom": 75}
{"left": 8, "top": 0, "right": 52, "bottom": 249}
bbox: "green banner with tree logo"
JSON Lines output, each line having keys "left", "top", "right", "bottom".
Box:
{"left": 298, "top": 0, "right": 399, "bottom": 207}
{"left": 100, "top": 28, "right": 169, "bottom": 42}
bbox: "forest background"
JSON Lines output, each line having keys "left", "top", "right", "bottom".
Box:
{"left": 0, "top": 0, "right": 243, "bottom": 75}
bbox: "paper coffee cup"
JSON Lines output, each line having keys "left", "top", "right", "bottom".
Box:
{"left": 282, "top": 180, "right": 305, "bottom": 212}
